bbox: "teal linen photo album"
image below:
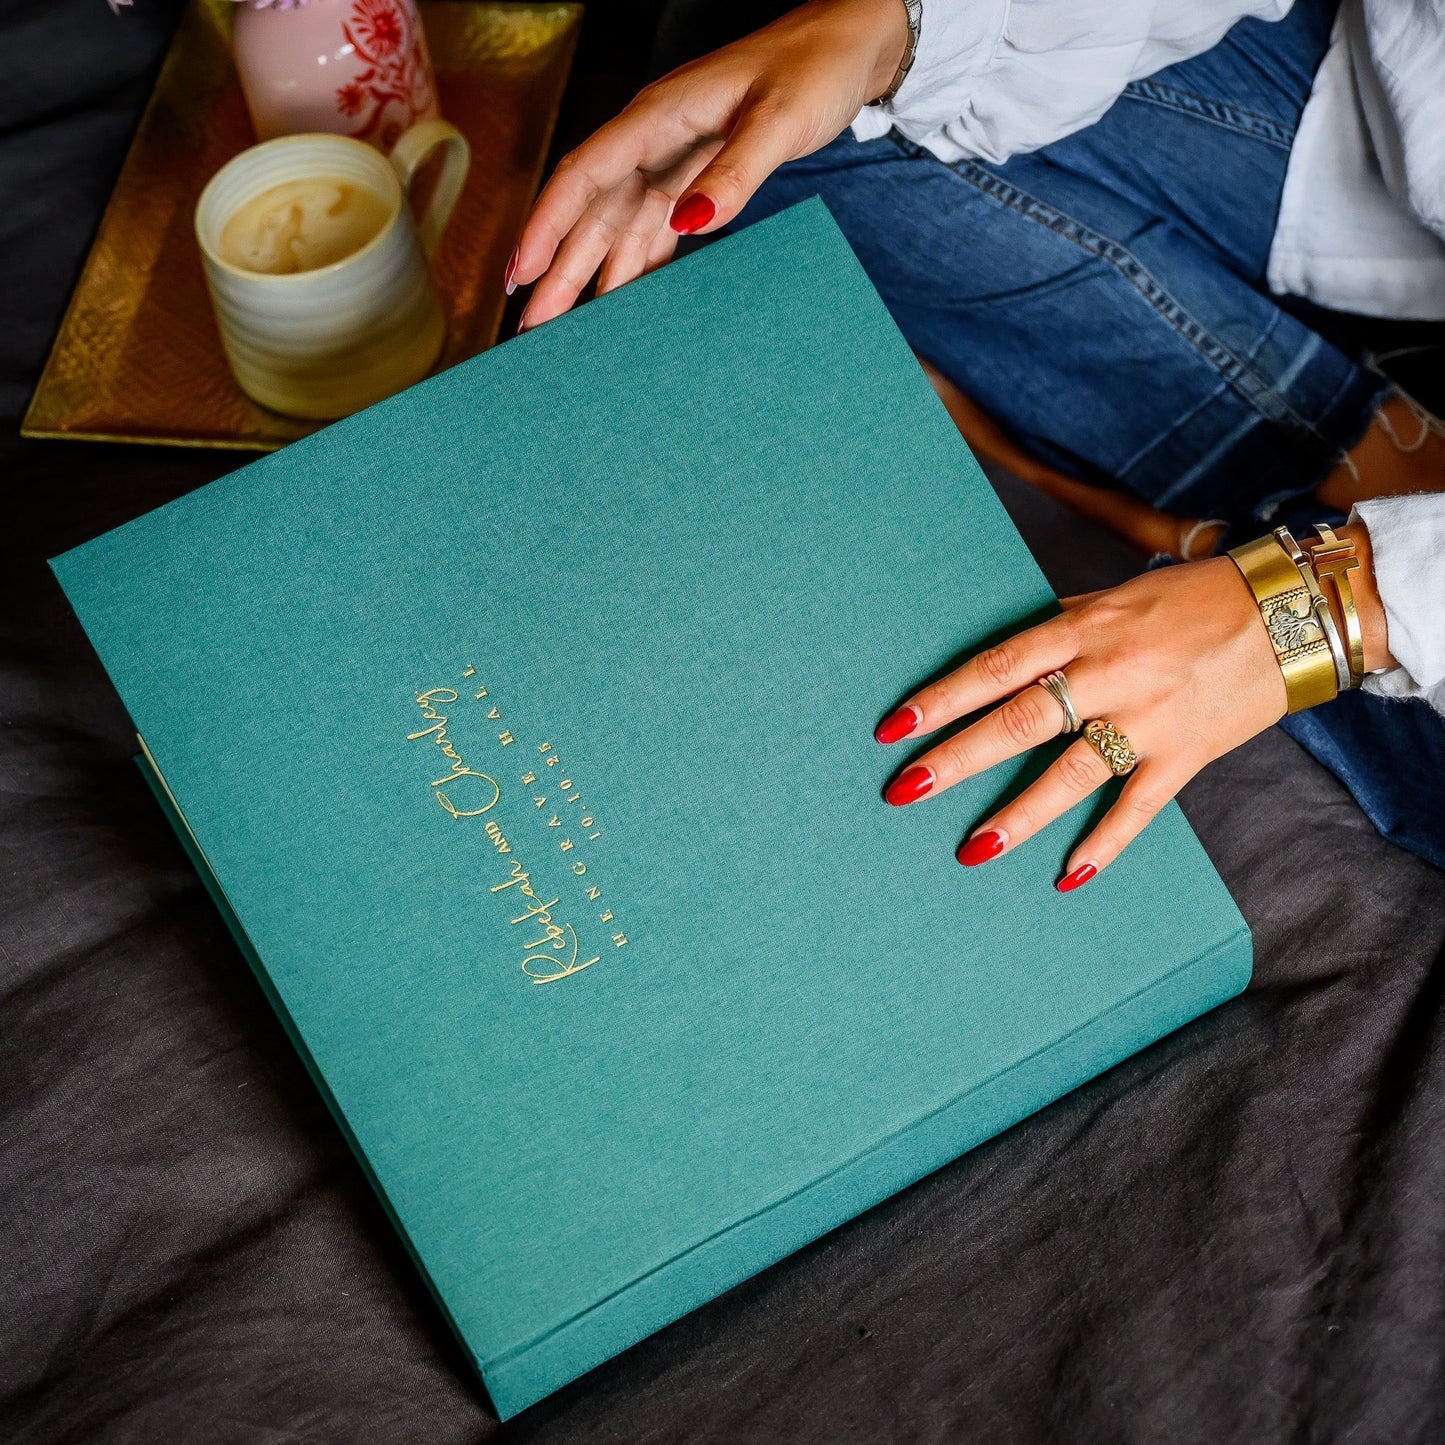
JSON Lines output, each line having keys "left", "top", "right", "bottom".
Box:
{"left": 51, "top": 200, "right": 1250, "bottom": 1420}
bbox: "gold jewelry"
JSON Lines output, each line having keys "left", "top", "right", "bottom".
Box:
{"left": 1274, "top": 526, "right": 1351, "bottom": 693}
{"left": 1228, "top": 533, "right": 1339, "bottom": 713}
{"left": 1083, "top": 720, "right": 1137, "bottom": 776}
{"left": 1039, "top": 670, "right": 1081, "bottom": 733}
{"left": 1306, "top": 523, "right": 1365, "bottom": 688}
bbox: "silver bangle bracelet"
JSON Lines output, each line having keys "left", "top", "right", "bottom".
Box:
{"left": 1274, "top": 525, "right": 1352, "bottom": 693}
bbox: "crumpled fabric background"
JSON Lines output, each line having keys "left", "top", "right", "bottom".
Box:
{"left": 3, "top": 3, "right": 1445, "bottom": 1441}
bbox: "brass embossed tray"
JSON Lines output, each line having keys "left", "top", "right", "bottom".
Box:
{"left": 22, "top": 0, "right": 581, "bottom": 450}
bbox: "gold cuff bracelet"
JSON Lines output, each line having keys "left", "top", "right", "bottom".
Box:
{"left": 1306, "top": 523, "right": 1365, "bottom": 689}
{"left": 1228, "top": 532, "right": 1339, "bottom": 713}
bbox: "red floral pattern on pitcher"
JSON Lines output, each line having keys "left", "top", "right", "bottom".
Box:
{"left": 337, "top": 0, "right": 436, "bottom": 151}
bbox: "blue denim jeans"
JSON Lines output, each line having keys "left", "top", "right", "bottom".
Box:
{"left": 736, "top": 0, "right": 1445, "bottom": 870}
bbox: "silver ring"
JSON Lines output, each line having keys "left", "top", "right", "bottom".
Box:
{"left": 1039, "top": 671, "right": 1081, "bottom": 734}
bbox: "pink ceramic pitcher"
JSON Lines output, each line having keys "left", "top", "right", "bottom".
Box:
{"left": 233, "top": 0, "right": 440, "bottom": 153}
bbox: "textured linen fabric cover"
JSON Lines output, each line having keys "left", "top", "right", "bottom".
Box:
{"left": 48, "top": 197, "right": 1255, "bottom": 1419}
{"left": 5, "top": 3, "right": 1445, "bottom": 1440}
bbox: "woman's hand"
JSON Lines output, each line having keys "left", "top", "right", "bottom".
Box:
{"left": 875, "top": 555, "right": 1316, "bottom": 890}
{"left": 509, "top": 0, "right": 909, "bottom": 330}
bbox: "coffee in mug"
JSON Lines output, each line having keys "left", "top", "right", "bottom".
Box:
{"left": 195, "top": 122, "right": 470, "bottom": 420}
{"left": 216, "top": 178, "right": 392, "bottom": 275}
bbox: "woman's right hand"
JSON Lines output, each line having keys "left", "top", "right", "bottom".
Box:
{"left": 510, "top": 0, "right": 910, "bottom": 330}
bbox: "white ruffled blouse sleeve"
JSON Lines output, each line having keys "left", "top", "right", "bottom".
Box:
{"left": 1359, "top": 0, "right": 1445, "bottom": 246}
{"left": 1352, "top": 494, "right": 1445, "bottom": 715}
{"left": 852, "top": 0, "right": 1292, "bottom": 165}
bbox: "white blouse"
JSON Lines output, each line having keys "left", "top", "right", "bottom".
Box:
{"left": 1354, "top": 495, "right": 1445, "bottom": 713}
{"left": 852, "top": 0, "right": 1445, "bottom": 321}
{"left": 853, "top": 0, "right": 1445, "bottom": 712}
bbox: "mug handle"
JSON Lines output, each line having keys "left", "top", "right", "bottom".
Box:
{"left": 390, "top": 119, "right": 471, "bottom": 263}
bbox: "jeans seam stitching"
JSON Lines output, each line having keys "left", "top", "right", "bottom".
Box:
{"left": 1119, "top": 309, "right": 1280, "bottom": 479}
{"left": 938, "top": 158, "right": 1343, "bottom": 458}
{"left": 1113, "top": 379, "right": 1234, "bottom": 481}
{"left": 1120, "top": 79, "right": 1295, "bottom": 149}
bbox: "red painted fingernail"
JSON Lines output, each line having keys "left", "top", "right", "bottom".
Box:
{"left": 670, "top": 193, "right": 716, "bottom": 235}
{"left": 504, "top": 247, "right": 519, "bottom": 296}
{"left": 957, "top": 829, "right": 1006, "bottom": 867}
{"left": 875, "top": 705, "right": 920, "bottom": 745}
{"left": 1056, "top": 861, "right": 1097, "bottom": 893}
{"left": 885, "top": 765, "right": 933, "bottom": 806}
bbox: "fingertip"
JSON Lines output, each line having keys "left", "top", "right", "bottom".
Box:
{"left": 1056, "top": 860, "right": 1098, "bottom": 893}
{"left": 875, "top": 704, "right": 921, "bottom": 745}
{"left": 957, "top": 828, "right": 1007, "bottom": 867}
{"left": 670, "top": 192, "right": 717, "bottom": 235}
{"left": 884, "top": 765, "right": 934, "bottom": 807}
{"left": 516, "top": 283, "right": 560, "bottom": 333}
{"left": 509, "top": 236, "right": 539, "bottom": 292}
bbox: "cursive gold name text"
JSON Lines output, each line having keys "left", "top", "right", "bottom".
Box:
{"left": 409, "top": 688, "right": 500, "bottom": 819}
{"left": 491, "top": 857, "right": 600, "bottom": 984}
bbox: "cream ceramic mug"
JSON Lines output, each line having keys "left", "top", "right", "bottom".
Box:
{"left": 195, "top": 121, "right": 469, "bottom": 420}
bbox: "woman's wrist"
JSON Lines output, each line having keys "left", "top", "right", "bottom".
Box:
{"left": 813, "top": 0, "right": 911, "bottom": 103}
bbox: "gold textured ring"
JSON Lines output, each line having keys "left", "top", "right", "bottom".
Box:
{"left": 1039, "top": 671, "right": 1081, "bottom": 733}
{"left": 1083, "top": 720, "right": 1138, "bottom": 777}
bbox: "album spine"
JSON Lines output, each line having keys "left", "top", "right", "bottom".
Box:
{"left": 135, "top": 750, "right": 486, "bottom": 1393}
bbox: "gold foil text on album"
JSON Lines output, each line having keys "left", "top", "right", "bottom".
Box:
{"left": 407, "top": 666, "right": 624, "bottom": 986}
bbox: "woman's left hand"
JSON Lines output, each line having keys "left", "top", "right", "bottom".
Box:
{"left": 875, "top": 556, "right": 1288, "bottom": 890}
